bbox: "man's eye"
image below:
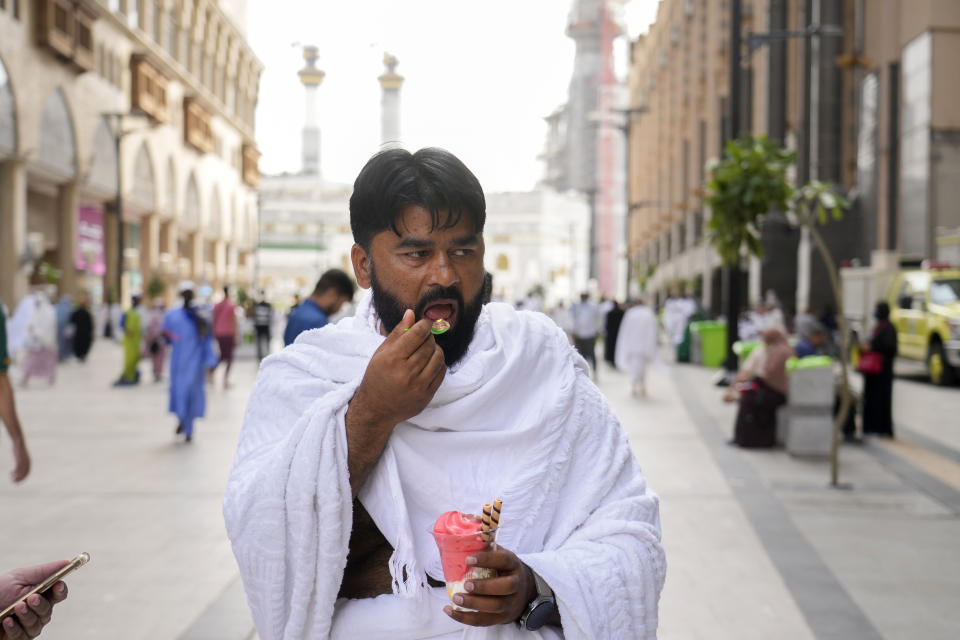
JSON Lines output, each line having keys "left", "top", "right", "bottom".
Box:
{"left": 406, "top": 251, "right": 429, "bottom": 258}
{"left": 452, "top": 249, "right": 474, "bottom": 257}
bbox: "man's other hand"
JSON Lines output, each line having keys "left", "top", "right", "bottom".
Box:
{"left": 443, "top": 547, "right": 536, "bottom": 627}
{"left": 354, "top": 309, "right": 446, "bottom": 427}
{"left": 10, "top": 441, "right": 29, "bottom": 484}
{"left": 0, "top": 560, "right": 70, "bottom": 639}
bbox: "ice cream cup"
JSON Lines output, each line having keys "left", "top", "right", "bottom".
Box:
{"left": 430, "top": 524, "right": 498, "bottom": 611}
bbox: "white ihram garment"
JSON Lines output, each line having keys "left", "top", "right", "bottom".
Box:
{"left": 223, "top": 293, "right": 665, "bottom": 640}
{"left": 615, "top": 305, "right": 659, "bottom": 384}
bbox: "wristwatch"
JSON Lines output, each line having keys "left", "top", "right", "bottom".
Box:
{"left": 518, "top": 569, "right": 556, "bottom": 631}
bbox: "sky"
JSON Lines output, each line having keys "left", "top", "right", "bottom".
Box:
{"left": 246, "top": 0, "right": 660, "bottom": 192}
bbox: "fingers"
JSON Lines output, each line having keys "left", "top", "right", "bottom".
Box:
{"left": 461, "top": 575, "right": 521, "bottom": 597}
{"left": 405, "top": 334, "right": 440, "bottom": 373}
{"left": 26, "top": 593, "right": 53, "bottom": 621}
{"left": 2, "top": 615, "right": 28, "bottom": 640}
{"left": 466, "top": 551, "right": 520, "bottom": 573}
{"left": 46, "top": 582, "right": 68, "bottom": 605}
{"left": 11, "top": 601, "right": 40, "bottom": 637}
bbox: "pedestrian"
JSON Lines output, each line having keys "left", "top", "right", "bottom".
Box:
{"left": 67, "top": 294, "right": 94, "bottom": 363}
{"left": 15, "top": 292, "right": 58, "bottom": 387}
{"left": 163, "top": 282, "right": 217, "bottom": 443}
{"left": 0, "top": 560, "right": 70, "bottom": 637}
{"left": 795, "top": 322, "right": 828, "bottom": 358}
{"left": 282, "top": 270, "right": 356, "bottom": 346}
{"left": 0, "top": 303, "right": 30, "bottom": 483}
{"left": 603, "top": 300, "right": 625, "bottom": 366}
{"left": 115, "top": 295, "right": 143, "bottom": 386}
{"left": 54, "top": 293, "right": 72, "bottom": 362}
{"left": 252, "top": 294, "right": 273, "bottom": 360}
{"left": 143, "top": 298, "right": 167, "bottom": 383}
{"left": 224, "top": 147, "right": 665, "bottom": 638}
{"left": 570, "top": 292, "right": 600, "bottom": 377}
{"left": 615, "top": 298, "right": 659, "bottom": 397}
{"left": 731, "top": 327, "right": 794, "bottom": 448}
{"left": 860, "top": 301, "right": 898, "bottom": 438}
{"left": 212, "top": 287, "right": 238, "bottom": 388}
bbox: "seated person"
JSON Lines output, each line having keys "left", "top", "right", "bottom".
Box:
{"left": 795, "top": 322, "right": 828, "bottom": 358}
{"left": 729, "top": 328, "right": 794, "bottom": 448}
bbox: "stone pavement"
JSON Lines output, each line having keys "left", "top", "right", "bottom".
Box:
{"left": 2, "top": 337, "right": 959, "bottom": 639}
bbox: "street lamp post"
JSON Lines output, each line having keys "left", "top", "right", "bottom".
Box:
{"left": 103, "top": 111, "right": 155, "bottom": 303}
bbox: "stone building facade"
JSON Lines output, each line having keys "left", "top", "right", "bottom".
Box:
{"left": 627, "top": 0, "right": 959, "bottom": 315}
{"left": 0, "top": 0, "right": 262, "bottom": 309}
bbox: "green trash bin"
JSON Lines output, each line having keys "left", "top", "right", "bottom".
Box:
{"left": 690, "top": 321, "right": 728, "bottom": 368}
{"left": 786, "top": 355, "right": 833, "bottom": 372}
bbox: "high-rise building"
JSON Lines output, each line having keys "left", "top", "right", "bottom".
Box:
{"left": 0, "top": 0, "right": 262, "bottom": 308}
{"left": 628, "top": 0, "right": 960, "bottom": 314}
{"left": 548, "top": 0, "right": 628, "bottom": 299}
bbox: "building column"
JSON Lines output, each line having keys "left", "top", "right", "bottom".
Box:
{"left": 57, "top": 181, "right": 79, "bottom": 296}
{"left": 0, "top": 159, "right": 27, "bottom": 308}
{"left": 190, "top": 232, "right": 203, "bottom": 282}
{"left": 214, "top": 238, "right": 226, "bottom": 289}
{"left": 140, "top": 213, "right": 160, "bottom": 285}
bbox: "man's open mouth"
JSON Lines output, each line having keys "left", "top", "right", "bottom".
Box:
{"left": 423, "top": 299, "right": 459, "bottom": 327}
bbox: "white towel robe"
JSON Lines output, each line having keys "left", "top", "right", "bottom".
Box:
{"left": 224, "top": 295, "right": 665, "bottom": 640}
{"left": 615, "top": 305, "right": 660, "bottom": 383}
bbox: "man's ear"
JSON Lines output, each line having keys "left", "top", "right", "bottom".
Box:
{"left": 351, "top": 244, "right": 372, "bottom": 289}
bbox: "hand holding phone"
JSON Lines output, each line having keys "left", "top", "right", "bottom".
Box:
{"left": 0, "top": 553, "right": 88, "bottom": 637}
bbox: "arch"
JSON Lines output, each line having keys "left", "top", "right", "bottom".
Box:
{"left": 164, "top": 157, "right": 177, "bottom": 219}
{"left": 0, "top": 54, "right": 15, "bottom": 156}
{"left": 182, "top": 172, "right": 200, "bottom": 232}
{"left": 130, "top": 142, "right": 157, "bottom": 213}
{"left": 85, "top": 117, "right": 118, "bottom": 196}
{"left": 207, "top": 186, "right": 222, "bottom": 238}
{"left": 37, "top": 88, "right": 76, "bottom": 179}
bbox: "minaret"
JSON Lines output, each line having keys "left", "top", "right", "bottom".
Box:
{"left": 298, "top": 45, "right": 325, "bottom": 175}
{"left": 378, "top": 53, "right": 404, "bottom": 147}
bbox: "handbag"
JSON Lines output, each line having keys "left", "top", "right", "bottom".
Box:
{"left": 857, "top": 351, "right": 884, "bottom": 375}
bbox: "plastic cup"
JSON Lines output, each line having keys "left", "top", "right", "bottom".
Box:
{"left": 430, "top": 524, "right": 498, "bottom": 611}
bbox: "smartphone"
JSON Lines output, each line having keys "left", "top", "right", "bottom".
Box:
{"left": 0, "top": 552, "right": 90, "bottom": 622}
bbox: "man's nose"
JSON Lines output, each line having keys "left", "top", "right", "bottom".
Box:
{"left": 427, "top": 253, "right": 458, "bottom": 288}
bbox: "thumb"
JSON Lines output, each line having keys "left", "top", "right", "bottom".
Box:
{"left": 14, "top": 560, "right": 70, "bottom": 587}
{"left": 388, "top": 309, "right": 416, "bottom": 339}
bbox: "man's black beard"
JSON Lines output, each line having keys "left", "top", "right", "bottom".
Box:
{"left": 370, "top": 266, "right": 484, "bottom": 367}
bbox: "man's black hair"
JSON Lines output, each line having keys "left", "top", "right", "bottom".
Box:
{"left": 349, "top": 147, "right": 486, "bottom": 249}
{"left": 314, "top": 268, "right": 356, "bottom": 300}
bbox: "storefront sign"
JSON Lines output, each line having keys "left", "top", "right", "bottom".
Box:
{"left": 76, "top": 206, "right": 105, "bottom": 275}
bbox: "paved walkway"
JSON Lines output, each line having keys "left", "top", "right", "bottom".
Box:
{"left": 2, "top": 339, "right": 959, "bottom": 638}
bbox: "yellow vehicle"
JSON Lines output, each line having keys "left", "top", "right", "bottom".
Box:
{"left": 887, "top": 266, "right": 960, "bottom": 385}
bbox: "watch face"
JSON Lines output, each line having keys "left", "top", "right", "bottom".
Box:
{"left": 524, "top": 600, "right": 556, "bottom": 631}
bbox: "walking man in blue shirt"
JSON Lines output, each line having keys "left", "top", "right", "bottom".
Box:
{"left": 283, "top": 269, "right": 356, "bottom": 346}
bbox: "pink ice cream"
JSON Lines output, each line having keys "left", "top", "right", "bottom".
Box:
{"left": 432, "top": 511, "right": 488, "bottom": 582}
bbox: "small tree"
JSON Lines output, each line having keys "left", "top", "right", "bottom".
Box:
{"left": 146, "top": 273, "right": 166, "bottom": 300}
{"left": 705, "top": 135, "right": 852, "bottom": 487}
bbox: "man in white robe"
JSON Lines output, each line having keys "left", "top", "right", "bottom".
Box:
{"left": 615, "top": 299, "right": 660, "bottom": 397}
{"left": 223, "top": 148, "right": 665, "bottom": 639}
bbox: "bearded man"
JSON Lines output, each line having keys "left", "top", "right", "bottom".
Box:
{"left": 224, "top": 148, "right": 665, "bottom": 639}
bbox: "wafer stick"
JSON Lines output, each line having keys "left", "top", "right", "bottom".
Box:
{"left": 491, "top": 498, "right": 502, "bottom": 530}
{"left": 481, "top": 503, "right": 493, "bottom": 543}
